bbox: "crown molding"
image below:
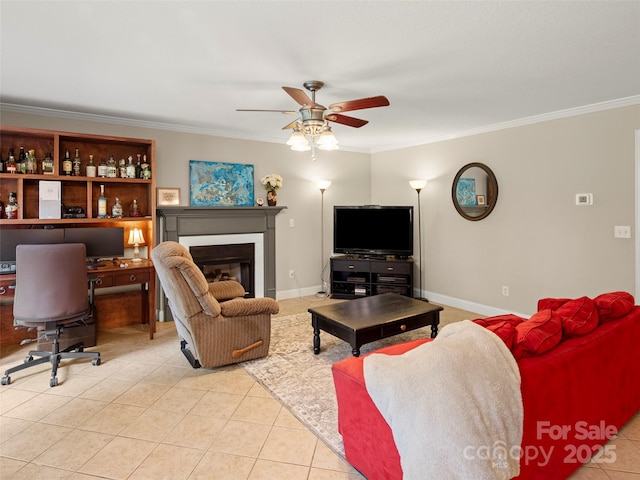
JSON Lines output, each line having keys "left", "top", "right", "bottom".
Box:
{"left": 2, "top": 95, "right": 639, "bottom": 154}
{"left": 371, "top": 95, "right": 640, "bottom": 153}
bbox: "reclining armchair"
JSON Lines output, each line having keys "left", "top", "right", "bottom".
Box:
{"left": 152, "top": 241, "right": 279, "bottom": 368}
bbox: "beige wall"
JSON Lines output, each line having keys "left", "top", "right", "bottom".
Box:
{"left": 372, "top": 105, "right": 640, "bottom": 314}
{"left": 2, "top": 105, "right": 638, "bottom": 314}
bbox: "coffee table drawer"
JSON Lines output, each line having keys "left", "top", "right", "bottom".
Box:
{"left": 332, "top": 259, "right": 370, "bottom": 273}
{"left": 381, "top": 316, "right": 430, "bottom": 337}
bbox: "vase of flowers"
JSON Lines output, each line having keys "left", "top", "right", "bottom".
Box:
{"left": 261, "top": 174, "right": 283, "bottom": 206}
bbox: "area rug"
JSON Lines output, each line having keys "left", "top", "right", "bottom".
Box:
{"left": 241, "top": 312, "right": 436, "bottom": 457}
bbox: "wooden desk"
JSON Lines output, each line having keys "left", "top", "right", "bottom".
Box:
{"left": 0, "top": 259, "right": 157, "bottom": 346}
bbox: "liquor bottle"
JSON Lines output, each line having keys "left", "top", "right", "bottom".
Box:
{"left": 62, "top": 149, "right": 72, "bottom": 176}
{"left": 135, "top": 154, "right": 142, "bottom": 178}
{"left": 118, "top": 157, "right": 127, "bottom": 178}
{"left": 17, "top": 147, "right": 26, "bottom": 174}
{"left": 97, "top": 185, "right": 108, "bottom": 218}
{"left": 0, "top": 198, "right": 4, "bottom": 218}
{"left": 72, "top": 148, "right": 82, "bottom": 176}
{"left": 126, "top": 156, "right": 136, "bottom": 178}
{"left": 112, "top": 196, "right": 123, "bottom": 218}
{"left": 86, "top": 154, "right": 97, "bottom": 177}
{"left": 5, "top": 150, "right": 17, "bottom": 174}
{"left": 106, "top": 154, "right": 117, "bottom": 178}
{"left": 5, "top": 192, "right": 18, "bottom": 219}
{"left": 42, "top": 152, "right": 54, "bottom": 174}
{"left": 97, "top": 157, "right": 107, "bottom": 177}
{"left": 0, "top": 149, "right": 5, "bottom": 173}
{"left": 129, "top": 199, "right": 140, "bottom": 217}
{"left": 25, "top": 149, "right": 37, "bottom": 174}
{"left": 141, "top": 154, "right": 151, "bottom": 179}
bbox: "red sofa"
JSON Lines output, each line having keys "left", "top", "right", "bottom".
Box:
{"left": 332, "top": 292, "right": 640, "bottom": 479}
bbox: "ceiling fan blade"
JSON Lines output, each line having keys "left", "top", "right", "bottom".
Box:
{"left": 325, "top": 113, "right": 369, "bottom": 128}
{"left": 282, "top": 86, "right": 316, "bottom": 107}
{"left": 281, "top": 119, "right": 300, "bottom": 130}
{"left": 236, "top": 109, "right": 297, "bottom": 114}
{"left": 328, "top": 95, "right": 389, "bottom": 113}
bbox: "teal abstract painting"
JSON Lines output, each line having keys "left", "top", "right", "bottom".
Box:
{"left": 456, "top": 178, "right": 477, "bottom": 206}
{"left": 189, "top": 160, "right": 255, "bottom": 206}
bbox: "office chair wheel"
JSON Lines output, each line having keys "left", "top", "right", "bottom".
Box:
{"left": 24, "top": 355, "right": 33, "bottom": 363}
{"left": 1, "top": 376, "right": 10, "bottom": 385}
{"left": 50, "top": 377, "right": 58, "bottom": 387}
{"left": 77, "top": 346, "right": 84, "bottom": 352}
{"left": 92, "top": 358, "right": 101, "bottom": 366}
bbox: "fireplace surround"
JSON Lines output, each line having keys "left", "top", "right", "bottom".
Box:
{"left": 156, "top": 206, "right": 285, "bottom": 320}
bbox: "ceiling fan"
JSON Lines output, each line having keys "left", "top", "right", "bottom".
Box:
{"left": 237, "top": 80, "right": 390, "bottom": 153}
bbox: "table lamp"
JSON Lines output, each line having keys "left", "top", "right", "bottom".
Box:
{"left": 128, "top": 228, "right": 145, "bottom": 263}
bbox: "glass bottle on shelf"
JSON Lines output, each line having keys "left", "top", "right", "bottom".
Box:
{"left": 72, "top": 148, "right": 82, "bottom": 176}
{"left": 97, "top": 184, "right": 108, "bottom": 218}
{"left": 5, "top": 192, "right": 18, "bottom": 219}
{"left": 86, "top": 154, "right": 97, "bottom": 177}
{"left": 0, "top": 198, "right": 4, "bottom": 218}
{"left": 6, "top": 150, "right": 17, "bottom": 174}
{"left": 17, "top": 147, "right": 26, "bottom": 174}
{"left": 25, "top": 149, "right": 37, "bottom": 174}
{"left": 42, "top": 152, "right": 54, "bottom": 174}
{"left": 141, "top": 154, "right": 151, "bottom": 179}
{"left": 97, "top": 157, "right": 107, "bottom": 177}
{"left": 129, "top": 199, "right": 140, "bottom": 217}
{"left": 0, "top": 149, "right": 5, "bottom": 173}
{"left": 106, "top": 154, "right": 117, "bottom": 178}
{"left": 135, "top": 154, "right": 142, "bottom": 178}
{"left": 112, "top": 196, "right": 123, "bottom": 218}
{"left": 119, "top": 157, "right": 127, "bottom": 178}
{"left": 62, "top": 149, "right": 72, "bottom": 176}
{"left": 126, "top": 155, "right": 136, "bottom": 178}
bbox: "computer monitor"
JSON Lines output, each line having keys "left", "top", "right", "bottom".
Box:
{"left": 64, "top": 227, "right": 125, "bottom": 262}
{"left": 0, "top": 228, "right": 65, "bottom": 264}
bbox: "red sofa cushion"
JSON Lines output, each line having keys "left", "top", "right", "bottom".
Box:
{"left": 555, "top": 296, "right": 599, "bottom": 338}
{"left": 593, "top": 291, "right": 635, "bottom": 322}
{"left": 537, "top": 297, "right": 571, "bottom": 311}
{"left": 473, "top": 314, "right": 525, "bottom": 349}
{"left": 512, "top": 309, "right": 562, "bottom": 359}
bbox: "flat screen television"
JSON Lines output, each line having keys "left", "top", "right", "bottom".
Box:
{"left": 333, "top": 205, "right": 414, "bottom": 258}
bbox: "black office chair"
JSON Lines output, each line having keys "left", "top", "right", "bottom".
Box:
{"left": 1, "top": 243, "right": 101, "bottom": 387}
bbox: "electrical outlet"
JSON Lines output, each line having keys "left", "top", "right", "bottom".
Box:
{"left": 502, "top": 286, "right": 510, "bottom": 297}
{"left": 614, "top": 225, "right": 631, "bottom": 239}
{"left": 289, "top": 269, "right": 295, "bottom": 278}
{"left": 289, "top": 218, "right": 295, "bottom": 228}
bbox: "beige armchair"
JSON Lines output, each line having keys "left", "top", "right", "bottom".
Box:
{"left": 152, "top": 241, "right": 278, "bottom": 368}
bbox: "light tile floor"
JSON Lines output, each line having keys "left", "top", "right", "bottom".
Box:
{"left": 0, "top": 296, "right": 638, "bottom": 479}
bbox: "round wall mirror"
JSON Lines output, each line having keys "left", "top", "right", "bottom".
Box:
{"left": 452, "top": 162, "right": 498, "bottom": 221}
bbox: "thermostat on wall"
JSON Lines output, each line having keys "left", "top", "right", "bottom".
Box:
{"left": 575, "top": 193, "right": 593, "bottom": 206}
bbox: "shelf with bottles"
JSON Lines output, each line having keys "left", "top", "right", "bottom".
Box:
{"left": 0, "top": 125, "right": 155, "bottom": 227}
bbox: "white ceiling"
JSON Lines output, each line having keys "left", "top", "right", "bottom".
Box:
{"left": 1, "top": 1, "right": 639, "bottom": 152}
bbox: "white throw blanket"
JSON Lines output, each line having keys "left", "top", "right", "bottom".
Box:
{"left": 363, "top": 320, "right": 523, "bottom": 480}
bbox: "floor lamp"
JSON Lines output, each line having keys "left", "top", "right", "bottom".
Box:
{"left": 409, "top": 180, "right": 427, "bottom": 301}
{"left": 316, "top": 180, "right": 332, "bottom": 297}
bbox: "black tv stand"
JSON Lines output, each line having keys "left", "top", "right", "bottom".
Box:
{"left": 330, "top": 255, "right": 413, "bottom": 299}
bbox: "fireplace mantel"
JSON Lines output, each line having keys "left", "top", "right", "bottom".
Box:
{"left": 156, "top": 206, "right": 286, "bottom": 299}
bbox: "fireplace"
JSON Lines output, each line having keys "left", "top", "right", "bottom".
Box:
{"left": 156, "top": 206, "right": 285, "bottom": 321}
{"left": 190, "top": 243, "right": 255, "bottom": 296}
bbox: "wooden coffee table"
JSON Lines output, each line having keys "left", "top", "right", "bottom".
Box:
{"left": 308, "top": 293, "right": 443, "bottom": 357}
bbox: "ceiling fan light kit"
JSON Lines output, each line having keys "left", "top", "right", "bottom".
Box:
{"left": 237, "top": 80, "right": 389, "bottom": 159}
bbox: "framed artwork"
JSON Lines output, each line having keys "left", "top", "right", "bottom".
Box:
{"left": 477, "top": 195, "right": 486, "bottom": 206}
{"left": 157, "top": 187, "right": 181, "bottom": 206}
{"left": 189, "top": 160, "right": 255, "bottom": 207}
{"left": 456, "top": 178, "right": 477, "bottom": 206}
